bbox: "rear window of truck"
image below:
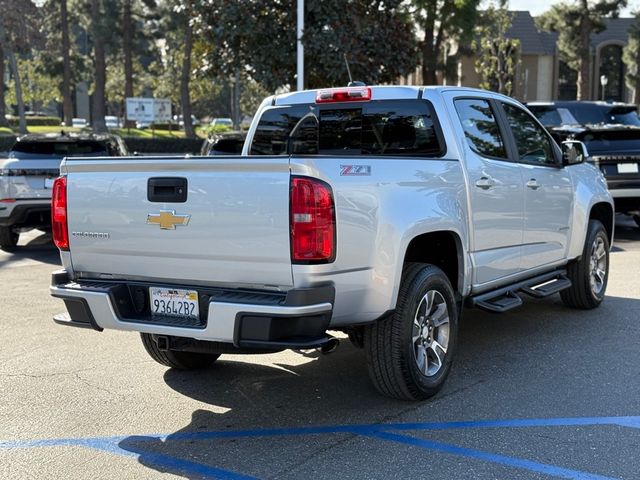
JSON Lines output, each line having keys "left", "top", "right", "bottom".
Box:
{"left": 250, "top": 100, "right": 444, "bottom": 157}
{"left": 10, "top": 141, "right": 109, "bottom": 159}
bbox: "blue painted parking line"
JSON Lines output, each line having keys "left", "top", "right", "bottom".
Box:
{"left": 364, "top": 430, "right": 617, "bottom": 480}
{"left": 88, "top": 438, "right": 258, "bottom": 480}
{"left": 2, "top": 415, "right": 638, "bottom": 480}
{"left": 3, "top": 415, "right": 639, "bottom": 450}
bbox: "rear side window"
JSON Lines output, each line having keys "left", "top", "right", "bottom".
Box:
{"left": 250, "top": 100, "right": 443, "bottom": 157}
{"left": 454, "top": 99, "right": 507, "bottom": 159}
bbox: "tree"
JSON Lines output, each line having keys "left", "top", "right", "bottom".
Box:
{"left": 411, "top": 0, "right": 480, "bottom": 85}
{"left": 6, "top": 57, "right": 60, "bottom": 112}
{"left": 303, "top": 1, "right": 418, "bottom": 88}
{"left": 473, "top": 0, "right": 520, "bottom": 95}
{"left": 90, "top": 0, "right": 107, "bottom": 132}
{"left": 0, "top": 0, "right": 42, "bottom": 134}
{"left": 197, "top": 0, "right": 419, "bottom": 96}
{"left": 194, "top": 0, "right": 292, "bottom": 126}
{"left": 0, "top": 38, "right": 6, "bottom": 127}
{"left": 623, "top": 11, "right": 640, "bottom": 105}
{"left": 121, "top": 0, "right": 157, "bottom": 125}
{"left": 123, "top": 0, "right": 134, "bottom": 126}
{"left": 538, "top": 0, "right": 627, "bottom": 101}
{"left": 39, "top": 0, "right": 93, "bottom": 122}
{"left": 176, "top": 0, "right": 195, "bottom": 137}
{"left": 61, "top": 0, "right": 73, "bottom": 126}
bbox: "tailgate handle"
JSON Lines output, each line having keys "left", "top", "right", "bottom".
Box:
{"left": 147, "top": 177, "right": 188, "bottom": 203}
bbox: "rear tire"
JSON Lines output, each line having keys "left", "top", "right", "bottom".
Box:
{"left": 560, "top": 220, "right": 609, "bottom": 309}
{"left": 347, "top": 327, "right": 364, "bottom": 349}
{"left": 364, "top": 263, "right": 458, "bottom": 401}
{"left": 0, "top": 226, "right": 19, "bottom": 250}
{"left": 140, "top": 333, "right": 220, "bottom": 369}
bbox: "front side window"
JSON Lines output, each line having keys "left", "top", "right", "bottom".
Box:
{"left": 503, "top": 104, "right": 556, "bottom": 166}
{"left": 454, "top": 99, "right": 507, "bottom": 159}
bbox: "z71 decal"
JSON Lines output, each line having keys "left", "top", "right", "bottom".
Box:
{"left": 340, "top": 165, "right": 371, "bottom": 176}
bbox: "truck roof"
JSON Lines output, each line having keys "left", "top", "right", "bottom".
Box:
{"left": 272, "top": 85, "right": 514, "bottom": 106}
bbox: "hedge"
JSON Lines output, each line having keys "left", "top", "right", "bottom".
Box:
{"left": 148, "top": 123, "right": 178, "bottom": 130}
{"left": 6, "top": 116, "right": 61, "bottom": 127}
{"left": 123, "top": 137, "right": 203, "bottom": 154}
{"left": 0, "top": 136, "right": 16, "bottom": 152}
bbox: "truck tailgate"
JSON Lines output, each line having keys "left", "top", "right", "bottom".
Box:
{"left": 64, "top": 156, "right": 293, "bottom": 288}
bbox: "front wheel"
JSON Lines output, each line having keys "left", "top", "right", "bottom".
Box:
{"left": 0, "top": 226, "right": 19, "bottom": 250}
{"left": 560, "top": 220, "right": 610, "bottom": 309}
{"left": 140, "top": 333, "right": 220, "bottom": 369}
{"left": 364, "top": 263, "right": 458, "bottom": 401}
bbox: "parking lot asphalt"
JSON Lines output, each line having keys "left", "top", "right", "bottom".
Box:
{"left": 1, "top": 217, "right": 639, "bottom": 479}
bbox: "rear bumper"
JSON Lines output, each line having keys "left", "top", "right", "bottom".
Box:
{"left": 0, "top": 201, "right": 50, "bottom": 227}
{"left": 50, "top": 270, "right": 334, "bottom": 349}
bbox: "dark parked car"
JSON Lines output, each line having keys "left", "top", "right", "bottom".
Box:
{"left": 528, "top": 101, "right": 640, "bottom": 226}
{"left": 200, "top": 131, "right": 246, "bottom": 156}
{"left": 0, "top": 132, "right": 128, "bottom": 249}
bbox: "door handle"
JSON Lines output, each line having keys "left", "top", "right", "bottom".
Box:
{"left": 147, "top": 177, "right": 188, "bottom": 203}
{"left": 526, "top": 179, "right": 540, "bottom": 190}
{"left": 475, "top": 177, "right": 495, "bottom": 190}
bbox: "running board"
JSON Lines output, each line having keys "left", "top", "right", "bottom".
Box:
{"left": 521, "top": 275, "right": 572, "bottom": 298}
{"left": 468, "top": 270, "right": 571, "bottom": 314}
{"left": 475, "top": 291, "right": 523, "bottom": 313}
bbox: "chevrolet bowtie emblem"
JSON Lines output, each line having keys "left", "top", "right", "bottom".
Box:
{"left": 147, "top": 210, "right": 191, "bottom": 230}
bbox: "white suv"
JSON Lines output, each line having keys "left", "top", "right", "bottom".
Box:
{"left": 0, "top": 133, "right": 128, "bottom": 249}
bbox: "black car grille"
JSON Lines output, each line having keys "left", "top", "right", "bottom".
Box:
{"left": 591, "top": 155, "right": 640, "bottom": 163}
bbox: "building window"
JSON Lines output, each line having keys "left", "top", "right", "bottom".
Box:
{"left": 599, "top": 44, "right": 624, "bottom": 102}
{"left": 558, "top": 61, "right": 577, "bottom": 101}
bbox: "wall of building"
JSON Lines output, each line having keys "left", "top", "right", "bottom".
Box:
{"left": 459, "top": 56, "right": 481, "bottom": 89}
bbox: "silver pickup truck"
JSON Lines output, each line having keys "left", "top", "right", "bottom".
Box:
{"left": 50, "top": 86, "right": 614, "bottom": 400}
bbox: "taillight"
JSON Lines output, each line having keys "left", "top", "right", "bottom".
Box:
{"left": 290, "top": 177, "right": 336, "bottom": 263}
{"left": 316, "top": 86, "right": 372, "bottom": 103}
{"left": 51, "top": 176, "right": 69, "bottom": 250}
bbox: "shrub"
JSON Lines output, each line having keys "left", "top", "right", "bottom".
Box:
{"left": 199, "top": 125, "right": 233, "bottom": 136}
{"left": 0, "top": 136, "right": 16, "bottom": 152}
{"left": 6, "top": 116, "right": 62, "bottom": 127}
{"left": 149, "top": 122, "right": 180, "bottom": 131}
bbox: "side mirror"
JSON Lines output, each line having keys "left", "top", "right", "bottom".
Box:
{"left": 562, "top": 140, "right": 589, "bottom": 166}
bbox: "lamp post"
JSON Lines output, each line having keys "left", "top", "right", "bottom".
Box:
{"left": 296, "top": 0, "right": 304, "bottom": 91}
{"left": 600, "top": 74, "right": 608, "bottom": 101}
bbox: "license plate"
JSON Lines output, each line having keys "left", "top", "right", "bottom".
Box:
{"left": 617, "top": 163, "right": 639, "bottom": 174}
{"left": 44, "top": 178, "right": 55, "bottom": 189}
{"left": 149, "top": 287, "right": 199, "bottom": 319}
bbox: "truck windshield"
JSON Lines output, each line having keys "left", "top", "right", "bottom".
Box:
{"left": 250, "top": 100, "right": 444, "bottom": 157}
{"left": 529, "top": 104, "right": 640, "bottom": 127}
{"left": 9, "top": 141, "right": 109, "bottom": 159}
{"left": 567, "top": 104, "right": 640, "bottom": 126}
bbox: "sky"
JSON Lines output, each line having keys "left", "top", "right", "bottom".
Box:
{"left": 508, "top": 0, "right": 639, "bottom": 16}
